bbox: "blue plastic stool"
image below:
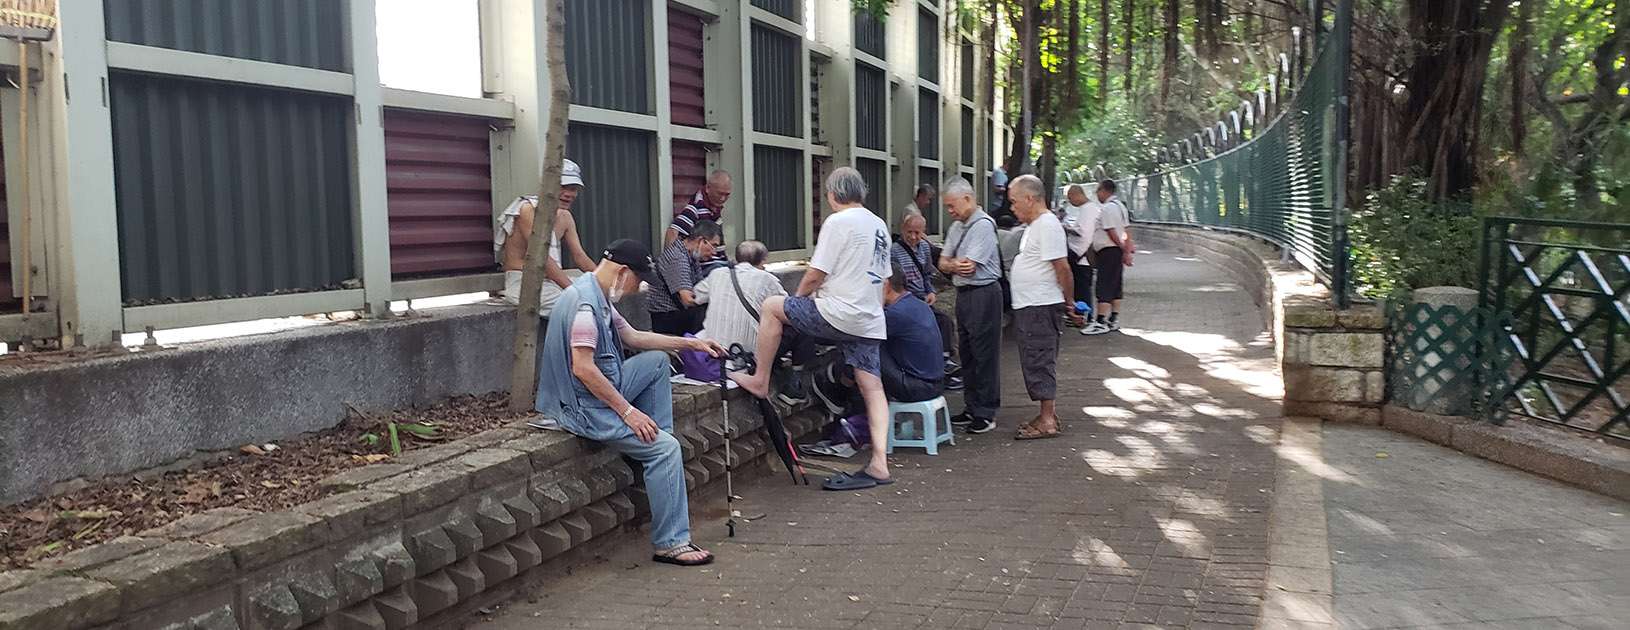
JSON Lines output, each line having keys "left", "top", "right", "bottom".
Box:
{"left": 886, "top": 396, "right": 954, "bottom": 455}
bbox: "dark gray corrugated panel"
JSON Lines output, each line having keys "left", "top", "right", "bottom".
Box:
{"left": 754, "top": 145, "right": 803, "bottom": 251}
{"left": 104, "top": 0, "right": 345, "bottom": 71}
{"left": 918, "top": 88, "right": 939, "bottom": 158}
{"left": 918, "top": 8, "right": 939, "bottom": 84}
{"left": 855, "top": 62, "right": 886, "bottom": 150}
{"left": 918, "top": 166, "right": 942, "bottom": 233}
{"left": 750, "top": 24, "right": 801, "bottom": 137}
{"left": 961, "top": 106, "right": 975, "bottom": 166}
{"left": 960, "top": 40, "right": 975, "bottom": 96}
{"left": 856, "top": 158, "right": 886, "bottom": 213}
{"left": 854, "top": 11, "right": 886, "bottom": 59}
{"left": 109, "top": 72, "right": 355, "bottom": 304}
{"left": 750, "top": 0, "right": 797, "bottom": 20}
{"left": 568, "top": 123, "right": 655, "bottom": 256}
{"left": 566, "top": 0, "right": 651, "bottom": 114}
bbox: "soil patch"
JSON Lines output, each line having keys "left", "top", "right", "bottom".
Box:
{"left": 0, "top": 392, "right": 530, "bottom": 570}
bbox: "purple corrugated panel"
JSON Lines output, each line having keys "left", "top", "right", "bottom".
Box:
{"left": 671, "top": 140, "right": 709, "bottom": 213}
{"left": 384, "top": 108, "right": 497, "bottom": 278}
{"left": 668, "top": 5, "right": 706, "bottom": 128}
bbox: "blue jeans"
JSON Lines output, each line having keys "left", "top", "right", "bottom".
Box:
{"left": 589, "top": 351, "right": 691, "bottom": 550}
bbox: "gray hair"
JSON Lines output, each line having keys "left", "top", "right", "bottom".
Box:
{"left": 941, "top": 176, "right": 975, "bottom": 199}
{"left": 687, "top": 219, "right": 723, "bottom": 242}
{"left": 899, "top": 212, "right": 926, "bottom": 230}
{"left": 826, "top": 166, "right": 868, "bottom": 205}
{"left": 1011, "top": 174, "right": 1045, "bottom": 202}
{"left": 888, "top": 260, "right": 908, "bottom": 291}
{"left": 914, "top": 184, "right": 936, "bottom": 198}
{"left": 736, "top": 240, "right": 768, "bottom": 266}
{"left": 707, "top": 169, "right": 732, "bottom": 185}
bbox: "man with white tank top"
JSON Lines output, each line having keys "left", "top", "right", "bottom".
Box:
{"left": 495, "top": 159, "right": 598, "bottom": 323}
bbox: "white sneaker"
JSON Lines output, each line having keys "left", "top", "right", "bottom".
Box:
{"left": 1081, "top": 321, "right": 1113, "bottom": 336}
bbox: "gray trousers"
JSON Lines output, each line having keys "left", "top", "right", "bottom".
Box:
{"left": 1012, "top": 304, "right": 1064, "bottom": 401}
{"left": 954, "top": 282, "right": 1004, "bottom": 418}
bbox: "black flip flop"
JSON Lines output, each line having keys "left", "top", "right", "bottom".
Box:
{"left": 652, "top": 543, "right": 714, "bottom": 567}
{"left": 821, "top": 469, "right": 895, "bottom": 491}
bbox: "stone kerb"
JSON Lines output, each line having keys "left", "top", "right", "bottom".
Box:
{"left": 0, "top": 386, "right": 823, "bottom": 630}
{"left": 1134, "top": 224, "right": 1387, "bottom": 424}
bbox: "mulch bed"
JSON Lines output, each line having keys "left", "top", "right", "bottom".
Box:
{"left": 0, "top": 392, "right": 531, "bottom": 570}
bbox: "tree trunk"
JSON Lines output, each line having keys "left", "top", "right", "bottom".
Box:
{"left": 509, "top": 0, "right": 571, "bottom": 413}
{"left": 1098, "top": 0, "right": 1110, "bottom": 103}
{"left": 984, "top": 0, "right": 997, "bottom": 175}
{"left": 1158, "top": 0, "right": 1181, "bottom": 135}
{"left": 1065, "top": 0, "right": 1082, "bottom": 116}
{"left": 1509, "top": 0, "right": 1534, "bottom": 154}
{"left": 1121, "top": 0, "right": 1134, "bottom": 92}
{"left": 1400, "top": 0, "right": 1511, "bottom": 201}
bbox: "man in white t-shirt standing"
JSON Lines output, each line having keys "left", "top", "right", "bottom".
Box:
{"left": 1082, "top": 179, "right": 1134, "bottom": 335}
{"left": 1060, "top": 184, "right": 1101, "bottom": 327}
{"left": 1008, "top": 175, "right": 1072, "bottom": 441}
{"left": 732, "top": 167, "right": 896, "bottom": 491}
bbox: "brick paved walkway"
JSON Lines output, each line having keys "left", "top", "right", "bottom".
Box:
{"left": 483, "top": 251, "right": 1288, "bottom": 629}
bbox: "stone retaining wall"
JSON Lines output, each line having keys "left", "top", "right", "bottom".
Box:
{"left": 0, "top": 386, "right": 822, "bottom": 629}
{"left": 1134, "top": 224, "right": 1386, "bottom": 424}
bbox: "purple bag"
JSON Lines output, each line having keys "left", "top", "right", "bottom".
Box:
{"left": 825, "top": 415, "right": 871, "bottom": 447}
{"left": 678, "top": 335, "right": 722, "bottom": 382}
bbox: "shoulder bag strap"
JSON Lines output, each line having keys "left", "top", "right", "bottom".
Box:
{"left": 728, "top": 264, "right": 761, "bottom": 321}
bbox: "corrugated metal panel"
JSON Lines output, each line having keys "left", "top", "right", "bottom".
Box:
{"left": 854, "top": 11, "right": 886, "bottom": 60}
{"left": 753, "top": 145, "right": 803, "bottom": 251}
{"left": 856, "top": 157, "right": 886, "bottom": 213}
{"left": 103, "top": 0, "right": 346, "bottom": 71}
{"left": 918, "top": 166, "right": 941, "bottom": 233}
{"left": 810, "top": 55, "right": 827, "bottom": 145}
{"left": 918, "top": 8, "right": 939, "bottom": 84}
{"left": 384, "top": 109, "right": 496, "bottom": 279}
{"left": 855, "top": 63, "right": 886, "bottom": 150}
{"left": 668, "top": 6, "right": 706, "bottom": 128}
{"left": 960, "top": 40, "right": 975, "bottom": 97}
{"left": 918, "top": 88, "right": 939, "bottom": 157}
{"left": 0, "top": 145, "right": 11, "bottom": 310}
{"left": 109, "top": 73, "right": 355, "bottom": 304}
{"left": 811, "top": 157, "right": 830, "bottom": 242}
{"left": 566, "top": 0, "right": 651, "bottom": 114}
{"left": 568, "top": 123, "right": 654, "bottom": 256}
{"left": 750, "top": 0, "right": 797, "bottom": 20}
{"left": 961, "top": 106, "right": 975, "bottom": 166}
{"left": 750, "top": 25, "right": 801, "bottom": 137}
{"left": 672, "top": 140, "right": 709, "bottom": 211}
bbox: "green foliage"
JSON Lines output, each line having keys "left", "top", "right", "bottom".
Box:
{"left": 1056, "top": 99, "right": 1161, "bottom": 177}
{"left": 1349, "top": 175, "right": 1485, "bottom": 300}
{"left": 851, "top": 0, "right": 894, "bottom": 20}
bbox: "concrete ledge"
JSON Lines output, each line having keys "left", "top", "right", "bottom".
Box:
{"left": 0, "top": 386, "right": 823, "bottom": 629}
{"left": 1380, "top": 405, "right": 1630, "bottom": 502}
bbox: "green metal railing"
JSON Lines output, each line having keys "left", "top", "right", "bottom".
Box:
{"left": 1477, "top": 217, "right": 1629, "bottom": 440}
{"left": 1114, "top": 1, "right": 1353, "bottom": 305}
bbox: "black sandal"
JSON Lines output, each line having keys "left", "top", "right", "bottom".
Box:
{"left": 652, "top": 543, "right": 715, "bottom": 567}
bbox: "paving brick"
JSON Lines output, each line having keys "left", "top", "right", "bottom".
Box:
{"left": 375, "top": 466, "right": 469, "bottom": 514}
{"left": 0, "top": 576, "right": 120, "bottom": 629}
{"left": 198, "top": 512, "right": 327, "bottom": 570}
{"left": 85, "top": 541, "right": 234, "bottom": 613}
{"left": 297, "top": 490, "right": 403, "bottom": 541}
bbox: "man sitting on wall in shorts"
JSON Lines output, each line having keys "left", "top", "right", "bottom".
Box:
{"left": 495, "top": 159, "right": 597, "bottom": 324}
{"left": 731, "top": 167, "right": 896, "bottom": 491}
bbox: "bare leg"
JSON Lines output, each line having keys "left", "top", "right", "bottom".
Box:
{"left": 851, "top": 370, "right": 891, "bottom": 480}
{"left": 729, "top": 296, "right": 786, "bottom": 398}
{"left": 1111, "top": 299, "right": 1122, "bottom": 317}
{"left": 1096, "top": 302, "right": 1111, "bottom": 319}
{"left": 1034, "top": 399, "right": 1058, "bottom": 431}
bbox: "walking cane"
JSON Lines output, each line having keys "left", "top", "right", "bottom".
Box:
{"left": 717, "top": 352, "right": 736, "bottom": 538}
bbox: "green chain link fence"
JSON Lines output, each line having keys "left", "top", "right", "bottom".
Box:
{"left": 1114, "top": 2, "right": 1353, "bottom": 305}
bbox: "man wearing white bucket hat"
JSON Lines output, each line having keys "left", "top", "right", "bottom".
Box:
{"left": 495, "top": 159, "right": 598, "bottom": 325}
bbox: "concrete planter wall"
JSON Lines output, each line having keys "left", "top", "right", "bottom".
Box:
{"left": 0, "top": 385, "right": 822, "bottom": 629}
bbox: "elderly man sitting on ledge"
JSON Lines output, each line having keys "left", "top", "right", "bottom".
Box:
{"left": 531, "top": 239, "right": 724, "bottom": 567}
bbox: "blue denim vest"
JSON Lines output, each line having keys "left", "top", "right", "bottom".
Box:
{"left": 536, "top": 273, "right": 632, "bottom": 441}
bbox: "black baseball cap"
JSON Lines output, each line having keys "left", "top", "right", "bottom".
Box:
{"left": 603, "top": 239, "right": 660, "bottom": 284}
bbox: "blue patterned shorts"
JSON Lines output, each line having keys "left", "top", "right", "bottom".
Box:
{"left": 783, "top": 296, "right": 881, "bottom": 375}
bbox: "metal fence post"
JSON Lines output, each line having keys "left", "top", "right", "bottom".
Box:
{"left": 347, "top": 0, "right": 393, "bottom": 318}
{"left": 1329, "top": 0, "right": 1353, "bottom": 308}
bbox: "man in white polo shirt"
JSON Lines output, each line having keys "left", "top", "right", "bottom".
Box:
{"left": 1007, "top": 175, "right": 1072, "bottom": 441}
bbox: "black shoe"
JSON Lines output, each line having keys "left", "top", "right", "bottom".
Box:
{"left": 951, "top": 411, "right": 975, "bottom": 426}
{"left": 965, "top": 417, "right": 996, "bottom": 434}
{"left": 943, "top": 359, "right": 961, "bottom": 376}
{"left": 945, "top": 375, "right": 964, "bottom": 391}
{"left": 811, "top": 370, "right": 848, "bottom": 416}
{"left": 775, "top": 370, "right": 810, "bottom": 406}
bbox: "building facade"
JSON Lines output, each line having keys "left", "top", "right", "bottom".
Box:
{"left": 0, "top": 0, "right": 1009, "bottom": 348}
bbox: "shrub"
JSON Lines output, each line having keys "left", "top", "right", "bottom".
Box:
{"left": 1349, "top": 175, "right": 1484, "bottom": 300}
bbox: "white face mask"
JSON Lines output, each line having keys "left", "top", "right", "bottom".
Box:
{"left": 608, "top": 271, "right": 628, "bottom": 302}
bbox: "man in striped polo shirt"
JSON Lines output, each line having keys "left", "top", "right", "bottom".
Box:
{"left": 665, "top": 169, "right": 733, "bottom": 275}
